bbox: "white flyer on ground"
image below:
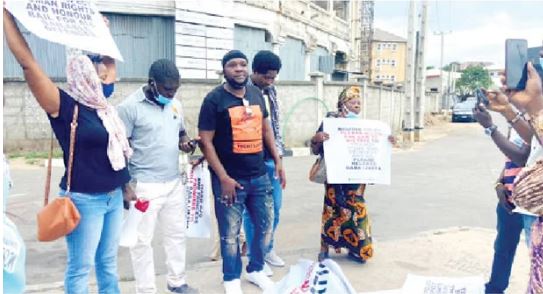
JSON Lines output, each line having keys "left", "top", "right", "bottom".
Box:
{"left": 401, "top": 274, "right": 485, "bottom": 294}
{"left": 5, "top": 0, "right": 123, "bottom": 61}
{"left": 323, "top": 118, "right": 391, "bottom": 185}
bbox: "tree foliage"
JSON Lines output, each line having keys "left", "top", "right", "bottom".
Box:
{"left": 455, "top": 66, "right": 492, "bottom": 94}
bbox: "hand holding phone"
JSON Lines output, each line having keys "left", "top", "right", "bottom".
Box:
{"left": 505, "top": 39, "right": 543, "bottom": 90}
{"left": 505, "top": 39, "right": 528, "bottom": 90}
{"left": 475, "top": 89, "right": 489, "bottom": 107}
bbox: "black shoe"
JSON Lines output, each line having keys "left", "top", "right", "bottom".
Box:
{"left": 347, "top": 252, "right": 366, "bottom": 264}
{"left": 167, "top": 284, "right": 199, "bottom": 294}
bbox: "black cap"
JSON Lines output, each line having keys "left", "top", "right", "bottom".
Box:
{"left": 222, "top": 50, "right": 248, "bottom": 68}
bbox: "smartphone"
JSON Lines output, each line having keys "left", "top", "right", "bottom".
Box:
{"left": 505, "top": 39, "right": 528, "bottom": 89}
{"left": 475, "top": 89, "right": 489, "bottom": 107}
{"left": 517, "top": 47, "right": 543, "bottom": 90}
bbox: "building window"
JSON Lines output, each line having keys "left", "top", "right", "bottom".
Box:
{"left": 376, "top": 75, "right": 381, "bottom": 79}
{"left": 392, "top": 44, "right": 397, "bottom": 51}
{"left": 312, "top": 0, "right": 328, "bottom": 11}
{"left": 391, "top": 60, "right": 396, "bottom": 67}
{"left": 333, "top": 0, "right": 348, "bottom": 19}
{"left": 391, "top": 75, "right": 395, "bottom": 81}
{"left": 376, "top": 59, "right": 381, "bottom": 66}
{"left": 377, "top": 43, "right": 382, "bottom": 50}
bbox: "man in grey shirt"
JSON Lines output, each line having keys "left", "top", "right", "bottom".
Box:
{"left": 117, "top": 59, "right": 198, "bottom": 294}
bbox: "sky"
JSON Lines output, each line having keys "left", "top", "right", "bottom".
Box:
{"left": 373, "top": 0, "right": 543, "bottom": 69}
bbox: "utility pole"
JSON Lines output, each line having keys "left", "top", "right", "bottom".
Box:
{"left": 434, "top": 30, "right": 451, "bottom": 110}
{"left": 359, "top": 1, "right": 374, "bottom": 79}
{"left": 414, "top": 0, "right": 428, "bottom": 142}
{"left": 403, "top": 0, "right": 416, "bottom": 144}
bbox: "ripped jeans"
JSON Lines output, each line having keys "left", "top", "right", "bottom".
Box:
{"left": 211, "top": 173, "right": 273, "bottom": 281}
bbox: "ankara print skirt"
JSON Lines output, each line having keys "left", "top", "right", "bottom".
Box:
{"left": 320, "top": 183, "right": 373, "bottom": 262}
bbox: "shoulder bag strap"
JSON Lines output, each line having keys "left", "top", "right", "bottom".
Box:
{"left": 43, "top": 132, "right": 54, "bottom": 206}
{"left": 66, "top": 104, "right": 79, "bottom": 193}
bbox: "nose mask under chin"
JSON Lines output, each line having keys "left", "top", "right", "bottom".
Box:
{"left": 152, "top": 83, "right": 172, "bottom": 105}
{"left": 225, "top": 75, "right": 248, "bottom": 89}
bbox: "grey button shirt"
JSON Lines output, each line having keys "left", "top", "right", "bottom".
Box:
{"left": 117, "top": 86, "right": 186, "bottom": 182}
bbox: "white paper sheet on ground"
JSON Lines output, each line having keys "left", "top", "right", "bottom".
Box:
{"left": 401, "top": 274, "right": 485, "bottom": 294}
{"left": 5, "top": 0, "right": 123, "bottom": 61}
{"left": 323, "top": 118, "right": 391, "bottom": 184}
{"left": 265, "top": 258, "right": 357, "bottom": 294}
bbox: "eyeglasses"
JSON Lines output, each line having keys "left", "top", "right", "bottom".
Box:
{"left": 242, "top": 98, "right": 253, "bottom": 116}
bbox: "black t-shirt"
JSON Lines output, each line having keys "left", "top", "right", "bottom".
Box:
{"left": 48, "top": 89, "right": 130, "bottom": 193}
{"left": 198, "top": 84, "right": 269, "bottom": 178}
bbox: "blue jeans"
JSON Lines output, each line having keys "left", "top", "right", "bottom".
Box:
{"left": 243, "top": 159, "right": 282, "bottom": 256}
{"left": 211, "top": 173, "right": 273, "bottom": 281}
{"left": 485, "top": 204, "right": 524, "bottom": 294}
{"left": 62, "top": 188, "right": 123, "bottom": 294}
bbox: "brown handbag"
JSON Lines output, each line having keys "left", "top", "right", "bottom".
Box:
{"left": 309, "top": 156, "right": 327, "bottom": 184}
{"left": 37, "top": 105, "right": 81, "bottom": 242}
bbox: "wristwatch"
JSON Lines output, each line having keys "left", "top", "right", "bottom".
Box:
{"left": 484, "top": 124, "right": 498, "bottom": 136}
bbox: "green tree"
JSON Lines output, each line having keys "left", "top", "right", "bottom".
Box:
{"left": 455, "top": 66, "right": 491, "bottom": 94}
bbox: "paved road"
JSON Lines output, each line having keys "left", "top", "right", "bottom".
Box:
{"left": 7, "top": 115, "right": 517, "bottom": 291}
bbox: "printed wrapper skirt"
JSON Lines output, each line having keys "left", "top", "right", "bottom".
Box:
{"left": 320, "top": 183, "right": 373, "bottom": 262}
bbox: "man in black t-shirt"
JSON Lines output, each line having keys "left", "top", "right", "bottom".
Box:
{"left": 198, "top": 50, "right": 286, "bottom": 294}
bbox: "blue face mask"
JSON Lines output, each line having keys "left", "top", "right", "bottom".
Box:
{"left": 343, "top": 106, "right": 359, "bottom": 119}
{"left": 152, "top": 83, "right": 172, "bottom": 106}
{"left": 346, "top": 111, "right": 359, "bottom": 119}
{"left": 102, "top": 83, "right": 114, "bottom": 98}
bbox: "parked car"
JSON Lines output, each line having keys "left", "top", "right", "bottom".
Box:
{"left": 452, "top": 97, "right": 477, "bottom": 122}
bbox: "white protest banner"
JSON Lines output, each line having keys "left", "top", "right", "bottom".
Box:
{"left": 323, "top": 118, "right": 391, "bottom": 185}
{"left": 183, "top": 162, "right": 211, "bottom": 238}
{"left": 401, "top": 274, "right": 485, "bottom": 294}
{"left": 5, "top": 0, "right": 123, "bottom": 61}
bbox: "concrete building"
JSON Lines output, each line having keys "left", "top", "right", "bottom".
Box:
{"left": 371, "top": 28, "right": 407, "bottom": 85}
{"left": 4, "top": 0, "right": 365, "bottom": 82}
{"left": 425, "top": 69, "right": 461, "bottom": 93}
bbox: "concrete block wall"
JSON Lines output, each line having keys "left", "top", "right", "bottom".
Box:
{"left": 3, "top": 79, "right": 441, "bottom": 151}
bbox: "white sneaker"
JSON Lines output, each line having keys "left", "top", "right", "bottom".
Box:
{"left": 265, "top": 251, "right": 285, "bottom": 267}
{"left": 263, "top": 263, "right": 274, "bottom": 277}
{"left": 224, "top": 279, "right": 243, "bottom": 294}
{"left": 246, "top": 270, "right": 274, "bottom": 290}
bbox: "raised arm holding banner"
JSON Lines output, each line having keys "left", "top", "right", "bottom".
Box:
{"left": 5, "top": 0, "right": 123, "bottom": 61}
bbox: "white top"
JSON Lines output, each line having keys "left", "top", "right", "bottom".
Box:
{"left": 512, "top": 135, "right": 542, "bottom": 216}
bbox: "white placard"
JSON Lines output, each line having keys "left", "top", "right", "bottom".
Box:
{"left": 401, "top": 274, "right": 485, "bottom": 294}
{"left": 183, "top": 162, "right": 212, "bottom": 238}
{"left": 323, "top": 118, "right": 391, "bottom": 185}
{"left": 5, "top": 0, "right": 123, "bottom": 61}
